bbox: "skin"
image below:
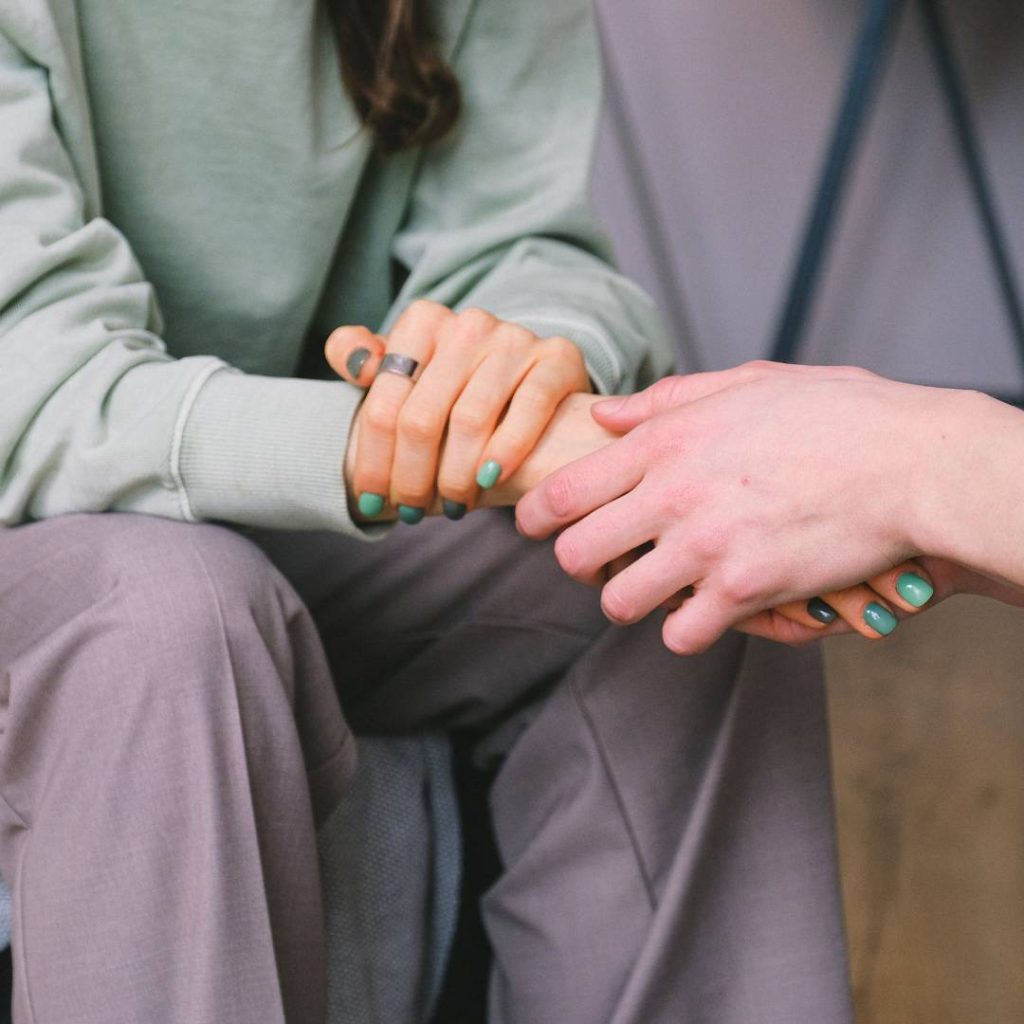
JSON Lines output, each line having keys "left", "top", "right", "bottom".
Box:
{"left": 326, "top": 300, "right": 590, "bottom": 515}
{"left": 516, "top": 361, "right": 1024, "bottom": 655}
{"left": 343, "top": 391, "right": 618, "bottom": 518}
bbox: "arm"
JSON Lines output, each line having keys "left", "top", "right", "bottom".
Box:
{"left": 324, "top": 0, "right": 675, "bottom": 521}
{"left": 384, "top": 0, "right": 675, "bottom": 397}
{"left": 517, "top": 362, "right": 1024, "bottom": 654}
{"left": 0, "top": 23, "right": 364, "bottom": 533}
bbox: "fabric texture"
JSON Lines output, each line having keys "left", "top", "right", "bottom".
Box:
{"left": 0, "top": 0, "right": 674, "bottom": 533}
{"left": 0, "top": 737, "right": 460, "bottom": 1024}
{"left": 252, "top": 509, "right": 857, "bottom": 1024}
{"left": 0, "top": 515, "right": 355, "bottom": 1024}
{"left": 0, "top": 506, "right": 855, "bottom": 1023}
{"left": 319, "top": 736, "right": 459, "bottom": 1024}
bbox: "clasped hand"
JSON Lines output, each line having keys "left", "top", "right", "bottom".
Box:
{"left": 327, "top": 299, "right": 591, "bottom": 521}
{"left": 329, "top": 313, "right": 995, "bottom": 655}
{"left": 518, "top": 361, "right": 1023, "bottom": 653}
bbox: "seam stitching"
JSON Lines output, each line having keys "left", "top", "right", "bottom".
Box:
{"left": 168, "top": 362, "right": 232, "bottom": 522}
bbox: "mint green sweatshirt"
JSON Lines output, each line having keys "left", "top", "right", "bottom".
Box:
{"left": 0, "top": 0, "right": 674, "bottom": 536}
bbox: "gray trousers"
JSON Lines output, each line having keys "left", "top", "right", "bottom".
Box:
{"left": 0, "top": 510, "right": 854, "bottom": 1024}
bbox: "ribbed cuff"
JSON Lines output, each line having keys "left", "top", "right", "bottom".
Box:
{"left": 505, "top": 316, "right": 623, "bottom": 395}
{"left": 177, "top": 369, "right": 386, "bottom": 537}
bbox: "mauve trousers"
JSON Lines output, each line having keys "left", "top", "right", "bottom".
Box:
{"left": 0, "top": 510, "right": 854, "bottom": 1024}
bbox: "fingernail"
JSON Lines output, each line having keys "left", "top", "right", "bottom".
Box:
{"left": 595, "top": 397, "right": 625, "bottom": 415}
{"left": 357, "top": 492, "right": 385, "bottom": 517}
{"left": 476, "top": 460, "right": 502, "bottom": 489}
{"left": 398, "top": 505, "right": 425, "bottom": 525}
{"left": 345, "top": 347, "right": 371, "bottom": 381}
{"left": 864, "top": 602, "right": 898, "bottom": 636}
{"left": 807, "top": 597, "right": 838, "bottom": 624}
{"left": 896, "top": 572, "right": 934, "bottom": 608}
{"left": 442, "top": 499, "right": 467, "bottom": 521}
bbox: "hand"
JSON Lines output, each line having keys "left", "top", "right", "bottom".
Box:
{"left": 326, "top": 300, "right": 590, "bottom": 521}
{"left": 516, "top": 360, "right": 997, "bottom": 654}
{"left": 736, "top": 554, "right": 1024, "bottom": 646}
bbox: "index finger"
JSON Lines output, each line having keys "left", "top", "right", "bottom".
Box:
{"left": 515, "top": 433, "right": 644, "bottom": 539}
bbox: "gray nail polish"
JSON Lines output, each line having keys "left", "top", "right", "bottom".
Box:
{"left": 398, "top": 505, "right": 425, "bottom": 525}
{"left": 442, "top": 500, "right": 467, "bottom": 521}
{"left": 345, "top": 347, "right": 371, "bottom": 381}
{"left": 807, "top": 597, "right": 838, "bottom": 624}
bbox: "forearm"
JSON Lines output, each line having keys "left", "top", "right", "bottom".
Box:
{"left": 909, "top": 389, "right": 1024, "bottom": 589}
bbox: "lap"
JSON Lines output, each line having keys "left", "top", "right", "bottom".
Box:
{"left": 246, "top": 509, "right": 614, "bottom": 734}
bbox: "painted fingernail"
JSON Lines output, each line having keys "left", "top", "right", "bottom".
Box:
{"left": 357, "top": 492, "right": 385, "bottom": 517}
{"left": 345, "top": 347, "right": 371, "bottom": 381}
{"left": 476, "top": 460, "right": 502, "bottom": 489}
{"left": 864, "top": 602, "right": 898, "bottom": 636}
{"left": 398, "top": 505, "right": 425, "bottom": 525}
{"left": 807, "top": 597, "right": 838, "bottom": 624}
{"left": 442, "top": 500, "right": 467, "bottom": 521}
{"left": 896, "top": 572, "right": 934, "bottom": 608}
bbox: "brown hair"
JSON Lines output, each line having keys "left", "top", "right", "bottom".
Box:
{"left": 328, "top": 0, "right": 462, "bottom": 154}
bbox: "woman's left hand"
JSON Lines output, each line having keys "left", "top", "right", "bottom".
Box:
{"left": 325, "top": 300, "right": 590, "bottom": 519}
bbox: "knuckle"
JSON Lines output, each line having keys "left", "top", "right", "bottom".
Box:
{"left": 454, "top": 307, "right": 496, "bottom": 341}
{"left": 397, "top": 485, "right": 434, "bottom": 507}
{"left": 686, "top": 525, "right": 723, "bottom": 564}
{"left": 397, "top": 404, "right": 443, "bottom": 445}
{"left": 495, "top": 434, "right": 533, "bottom": 464}
{"left": 515, "top": 383, "right": 554, "bottom": 416}
{"left": 405, "top": 298, "right": 445, "bottom": 323}
{"left": 438, "top": 476, "right": 474, "bottom": 503}
{"left": 717, "top": 566, "right": 760, "bottom": 606}
{"left": 662, "top": 621, "right": 704, "bottom": 657}
{"left": 600, "top": 584, "right": 635, "bottom": 625}
{"left": 545, "top": 335, "right": 579, "bottom": 361}
{"left": 544, "top": 473, "right": 580, "bottom": 519}
{"left": 554, "top": 531, "right": 589, "bottom": 578}
{"left": 450, "top": 399, "right": 492, "bottom": 436}
{"left": 835, "top": 363, "right": 873, "bottom": 379}
{"left": 653, "top": 376, "right": 681, "bottom": 399}
{"left": 496, "top": 323, "right": 534, "bottom": 349}
{"left": 741, "top": 359, "right": 778, "bottom": 374}
{"left": 364, "top": 398, "right": 399, "bottom": 435}
{"left": 657, "top": 482, "right": 697, "bottom": 524}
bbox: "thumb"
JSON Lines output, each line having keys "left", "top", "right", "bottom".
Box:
{"left": 325, "top": 325, "right": 387, "bottom": 388}
{"left": 591, "top": 371, "right": 736, "bottom": 430}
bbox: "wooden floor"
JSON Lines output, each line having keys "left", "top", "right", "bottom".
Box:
{"left": 825, "top": 596, "right": 1024, "bottom": 1023}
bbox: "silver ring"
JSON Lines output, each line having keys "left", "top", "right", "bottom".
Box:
{"left": 379, "top": 353, "right": 419, "bottom": 380}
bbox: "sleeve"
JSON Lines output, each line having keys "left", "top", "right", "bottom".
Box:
{"left": 386, "top": 0, "right": 677, "bottom": 396}
{"left": 0, "top": 27, "right": 366, "bottom": 533}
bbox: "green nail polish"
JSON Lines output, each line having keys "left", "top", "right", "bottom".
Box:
{"left": 357, "top": 492, "right": 385, "bottom": 517}
{"left": 398, "top": 505, "right": 424, "bottom": 524}
{"left": 476, "top": 460, "right": 502, "bottom": 489}
{"left": 864, "top": 602, "right": 898, "bottom": 636}
{"left": 442, "top": 500, "right": 467, "bottom": 521}
{"left": 345, "top": 347, "right": 371, "bottom": 381}
{"left": 896, "top": 572, "right": 934, "bottom": 608}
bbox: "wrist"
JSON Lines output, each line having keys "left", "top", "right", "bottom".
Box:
{"left": 905, "top": 387, "right": 1015, "bottom": 564}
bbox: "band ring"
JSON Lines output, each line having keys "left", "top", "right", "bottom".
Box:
{"left": 379, "top": 353, "right": 420, "bottom": 380}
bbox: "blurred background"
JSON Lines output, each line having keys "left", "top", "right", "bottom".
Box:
{"left": 590, "top": 1, "right": 1024, "bottom": 1019}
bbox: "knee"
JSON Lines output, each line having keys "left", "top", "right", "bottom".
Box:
{"left": 80, "top": 517, "right": 310, "bottom": 705}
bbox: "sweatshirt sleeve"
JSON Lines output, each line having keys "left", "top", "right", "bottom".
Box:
{"left": 386, "top": 0, "right": 677, "bottom": 396}
{"left": 0, "top": 26, "right": 365, "bottom": 533}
